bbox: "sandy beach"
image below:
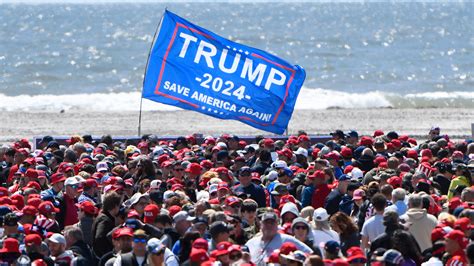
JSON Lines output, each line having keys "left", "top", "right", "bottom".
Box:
{"left": 1, "top": 108, "right": 472, "bottom": 143}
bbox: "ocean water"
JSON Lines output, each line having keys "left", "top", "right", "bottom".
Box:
{"left": 0, "top": 2, "right": 473, "bottom": 111}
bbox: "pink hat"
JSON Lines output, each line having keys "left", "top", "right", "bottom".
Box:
{"left": 352, "top": 189, "right": 366, "bottom": 200}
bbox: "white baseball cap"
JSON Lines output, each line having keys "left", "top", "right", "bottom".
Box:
{"left": 64, "top": 177, "right": 80, "bottom": 187}
{"left": 96, "top": 161, "right": 109, "bottom": 172}
{"left": 48, "top": 233, "right": 66, "bottom": 245}
{"left": 294, "top": 147, "right": 308, "bottom": 158}
{"left": 272, "top": 160, "right": 287, "bottom": 169}
{"left": 173, "top": 211, "right": 195, "bottom": 223}
{"left": 313, "top": 208, "right": 329, "bottom": 221}
{"left": 150, "top": 180, "right": 161, "bottom": 190}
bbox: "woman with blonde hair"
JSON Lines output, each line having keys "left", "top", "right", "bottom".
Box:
{"left": 299, "top": 206, "right": 314, "bottom": 222}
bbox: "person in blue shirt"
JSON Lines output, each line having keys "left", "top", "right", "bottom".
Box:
{"left": 233, "top": 167, "right": 266, "bottom": 208}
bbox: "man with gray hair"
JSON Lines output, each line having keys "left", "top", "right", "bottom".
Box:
{"left": 400, "top": 193, "right": 437, "bottom": 253}
{"left": 411, "top": 172, "right": 427, "bottom": 189}
{"left": 385, "top": 188, "right": 407, "bottom": 216}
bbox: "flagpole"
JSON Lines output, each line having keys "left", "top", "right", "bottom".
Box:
{"left": 138, "top": 9, "right": 167, "bottom": 137}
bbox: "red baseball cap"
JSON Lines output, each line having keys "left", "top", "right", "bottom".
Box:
{"left": 373, "top": 130, "right": 384, "bottom": 137}
{"left": 0, "top": 197, "right": 12, "bottom": 205}
{"left": 324, "top": 152, "right": 340, "bottom": 161}
{"left": 0, "top": 238, "right": 20, "bottom": 253}
{"left": 431, "top": 227, "right": 447, "bottom": 242}
{"left": 76, "top": 201, "right": 98, "bottom": 216}
{"left": 185, "top": 163, "right": 202, "bottom": 176}
{"left": 280, "top": 242, "right": 297, "bottom": 255}
{"left": 168, "top": 205, "right": 182, "bottom": 217}
{"left": 38, "top": 201, "right": 59, "bottom": 215}
{"left": 421, "top": 149, "right": 433, "bottom": 158}
{"left": 340, "top": 147, "right": 352, "bottom": 158}
{"left": 25, "top": 169, "right": 38, "bottom": 179}
{"left": 391, "top": 139, "right": 402, "bottom": 148}
{"left": 445, "top": 229, "right": 468, "bottom": 248}
{"left": 454, "top": 217, "right": 471, "bottom": 232}
{"left": 211, "top": 241, "right": 232, "bottom": 257}
{"left": 192, "top": 238, "right": 209, "bottom": 251}
{"left": 359, "top": 136, "right": 374, "bottom": 147}
{"left": 387, "top": 176, "right": 402, "bottom": 188}
{"left": 112, "top": 227, "right": 134, "bottom": 239}
{"left": 217, "top": 182, "right": 230, "bottom": 192}
{"left": 23, "top": 158, "right": 36, "bottom": 166}
{"left": 0, "top": 187, "right": 8, "bottom": 197}
{"left": 27, "top": 198, "right": 41, "bottom": 209}
{"left": 224, "top": 196, "right": 240, "bottom": 207}
{"left": 171, "top": 184, "right": 184, "bottom": 192}
{"left": 32, "top": 259, "right": 47, "bottom": 266}
{"left": 346, "top": 246, "right": 366, "bottom": 263}
{"left": 25, "top": 234, "right": 42, "bottom": 246}
{"left": 298, "top": 135, "right": 310, "bottom": 143}
{"left": 190, "top": 248, "right": 209, "bottom": 263}
{"left": 22, "top": 205, "right": 38, "bottom": 216}
{"left": 277, "top": 148, "right": 293, "bottom": 159}
{"left": 308, "top": 170, "right": 325, "bottom": 180}
{"left": 25, "top": 181, "right": 41, "bottom": 191}
{"left": 263, "top": 138, "right": 274, "bottom": 147}
{"left": 84, "top": 179, "right": 98, "bottom": 188}
{"left": 143, "top": 204, "right": 160, "bottom": 224}
{"left": 374, "top": 156, "right": 387, "bottom": 165}
{"left": 251, "top": 172, "right": 261, "bottom": 181}
{"left": 279, "top": 194, "right": 296, "bottom": 207}
{"left": 200, "top": 160, "right": 213, "bottom": 169}
{"left": 50, "top": 173, "right": 66, "bottom": 185}
{"left": 407, "top": 150, "right": 418, "bottom": 159}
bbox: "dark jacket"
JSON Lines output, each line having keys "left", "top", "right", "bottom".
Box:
{"left": 99, "top": 250, "right": 116, "bottom": 266}
{"left": 340, "top": 232, "right": 361, "bottom": 255}
{"left": 28, "top": 252, "right": 54, "bottom": 266}
{"left": 92, "top": 211, "right": 116, "bottom": 257}
{"left": 233, "top": 183, "right": 266, "bottom": 207}
{"left": 119, "top": 252, "right": 148, "bottom": 266}
{"left": 324, "top": 189, "right": 343, "bottom": 215}
{"left": 70, "top": 240, "right": 97, "bottom": 266}
{"left": 76, "top": 216, "right": 95, "bottom": 246}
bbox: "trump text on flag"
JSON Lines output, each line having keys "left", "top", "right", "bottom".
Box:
{"left": 143, "top": 11, "right": 305, "bottom": 134}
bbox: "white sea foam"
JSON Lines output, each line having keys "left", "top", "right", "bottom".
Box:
{"left": 0, "top": 88, "right": 472, "bottom": 112}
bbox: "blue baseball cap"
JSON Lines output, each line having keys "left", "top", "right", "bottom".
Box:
{"left": 338, "top": 174, "right": 351, "bottom": 182}
{"left": 347, "top": 130, "right": 359, "bottom": 138}
{"left": 282, "top": 167, "right": 293, "bottom": 178}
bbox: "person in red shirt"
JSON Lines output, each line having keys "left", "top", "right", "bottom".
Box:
{"left": 445, "top": 229, "right": 469, "bottom": 266}
{"left": 57, "top": 177, "right": 80, "bottom": 229}
{"left": 302, "top": 170, "right": 330, "bottom": 209}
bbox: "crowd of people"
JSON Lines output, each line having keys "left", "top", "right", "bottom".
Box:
{"left": 0, "top": 126, "right": 473, "bottom": 266}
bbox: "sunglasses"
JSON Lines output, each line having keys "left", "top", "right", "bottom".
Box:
{"left": 294, "top": 225, "right": 307, "bottom": 230}
{"left": 133, "top": 238, "right": 147, "bottom": 243}
{"left": 174, "top": 168, "right": 184, "bottom": 171}
{"left": 69, "top": 185, "right": 79, "bottom": 189}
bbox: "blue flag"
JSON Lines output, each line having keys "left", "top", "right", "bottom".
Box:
{"left": 143, "top": 10, "right": 306, "bottom": 134}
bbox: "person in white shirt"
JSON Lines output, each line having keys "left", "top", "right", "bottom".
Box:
{"left": 311, "top": 208, "right": 340, "bottom": 257}
{"left": 245, "top": 212, "right": 313, "bottom": 265}
{"left": 361, "top": 193, "right": 387, "bottom": 250}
